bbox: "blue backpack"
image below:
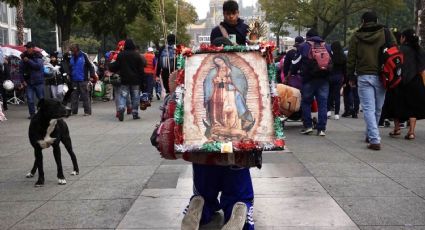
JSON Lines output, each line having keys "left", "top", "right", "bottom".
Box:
{"left": 160, "top": 46, "right": 175, "bottom": 71}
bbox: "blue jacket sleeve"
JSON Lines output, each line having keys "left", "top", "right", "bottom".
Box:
{"left": 27, "top": 58, "right": 43, "bottom": 70}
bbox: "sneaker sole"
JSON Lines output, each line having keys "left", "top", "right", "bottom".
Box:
{"left": 300, "top": 130, "right": 313, "bottom": 135}
{"left": 221, "top": 202, "right": 248, "bottom": 230}
{"left": 181, "top": 196, "right": 204, "bottom": 230}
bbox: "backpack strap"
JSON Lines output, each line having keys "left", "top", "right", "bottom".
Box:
{"left": 383, "top": 28, "right": 393, "bottom": 47}
{"left": 218, "top": 25, "right": 229, "bottom": 38}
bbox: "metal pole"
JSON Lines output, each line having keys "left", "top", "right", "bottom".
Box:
{"left": 55, "top": 24, "right": 60, "bottom": 52}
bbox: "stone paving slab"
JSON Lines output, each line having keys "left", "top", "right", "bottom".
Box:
{"left": 0, "top": 201, "right": 43, "bottom": 229}
{"left": 79, "top": 165, "right": 157, "bottom": 181}
{"left": 316, "top": 177, "right": 415, "bottom": 197}
{"left": 369, "top": 163, "right": 425, "bottom": 178}
{"left": 117, "top": 196, "right": 187, "bottom": 229}
{"left": 348, "top": 151, "right": 422, "bottom": 164}
{"left": 1, "top": 166, "right": 95, "bottom": 183}
{"left": 359, "top": 226, "right": 425, "bottom": 230}
{"left": 392, "top": 177, "right": 425, "bottom": 198}
{"left": 303, "top": 162, "right": 386, "bottom": 178}
{"left": 334, "top": 197, "right": 425, "bottom": 226}
{"left": 250, "top": 163, "right": 312, "bottom": 178}
{"left": 52, "top": 179, "right": 144, "bottom": 200}
{"left": 11, "top": 199, "right": 134, "bottom": 230}
{"left": 0, "top": 181, "right": 69, "bottom": 201}
{"left": 146, "top": 172, "right": 181, "bottom": 189}
{"left": 293, "top": 151, "right": 362, "bottom": 164}
{"left": 254, "top": 197, "right": 358, "bottom": 227}
{"left": 102, "top": 149, "right": 162, "bottom": 167}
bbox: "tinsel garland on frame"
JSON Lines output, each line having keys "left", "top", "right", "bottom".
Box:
{"left": 173, "top": 43, "right": 285, "bottom": 153}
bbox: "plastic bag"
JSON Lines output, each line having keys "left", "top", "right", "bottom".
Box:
{"left": 94, "top": 81, "right": 103, "bottom": 92}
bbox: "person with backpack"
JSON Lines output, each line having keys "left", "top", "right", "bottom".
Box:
{"left": 284, "top": 36, "right": 304, "bottom": 89}
{"left": 69, "top": 44, "right": 97, "bottom": 116}
{"left": 295, "top": 29, "right": 331, "bottom": 136}
{"left": 347, "top": 11, "right": 396, "bottom": 150}
{"left": 181, "top": 2, "right": 254, "bottom": 230}
{"left": 327, "top": 41, "right": 346, "bottom": 120}
{"left": 384, "top": 29, "right": 425, "bottom": 140}
{"left": 156, "top": 34, "right": 176, "bottom": 94}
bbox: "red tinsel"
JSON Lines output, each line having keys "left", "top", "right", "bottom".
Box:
{"left": 233, "top": 139, "right": 259, "bottom": 151}
{"left": 176, "top": 69, "right": 185, "bottom": 85}
{"left": 259, "top": 41, "right": 276, "bottom": 64}
{"left": 200, "top": 43, "right": 224, "bottom": 52}
{"left": 174, "top": 124, "right": 184, "bottom": 145}
{"left": 176, "top": 44, "right": 193, "bottom": 57}
{"left": 274, "top": 139, "right": 285, "bottom": 148}
{"left": 272, "top": 96, "right": 281, "bottom": 117}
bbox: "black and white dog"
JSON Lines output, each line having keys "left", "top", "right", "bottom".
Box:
{"left": 27, "top": 98, "right": 79, "bottom": 187}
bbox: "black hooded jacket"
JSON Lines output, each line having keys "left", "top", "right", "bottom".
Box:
{"left": 109, "top": 39, "right": 145, "bottom": 85}
{"left": 210, "top": 18, "right": 248, "bottom": 45}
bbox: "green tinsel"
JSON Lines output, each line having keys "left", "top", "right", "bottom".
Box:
{"left": 201, "top": 142, "right": 222, "bottom": 152}
{"left": 267, "top": 64, "right": 277, "bottom": 82}
{"left": 223, "top": 45, "right": 249, "bottom": 52}
{"left": 273, "top": 117, "right": 285, "bottom": 139}
{"left": 174, "top": 102, "right": 184, "bottom": 124}
{"left": 177, "top": 54, "right": 185, "bottom": 70}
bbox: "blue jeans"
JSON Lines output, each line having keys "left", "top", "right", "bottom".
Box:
{"left": 190, "top": 164, "right": 254, "bottom": 230}
{"left": 118, "top": 85, "right": 140, "bottom": 115}
{"left": 301, "top": 79, "right": 329, "bottom": 131}
{"left": 143, "top": 74, "right": 155, "bottom": 100}
{"left": 357, "top": 75, "right": 386, "bottom": 144}
{"left": 155, "top": 81, "right": 162, "bottom": 96}
{"left": 26, "top": 83, "right": 45, "bottom": 115}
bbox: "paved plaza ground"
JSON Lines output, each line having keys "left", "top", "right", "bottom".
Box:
{"left": 1, "top": 99, "right": 425, "bottom": 229}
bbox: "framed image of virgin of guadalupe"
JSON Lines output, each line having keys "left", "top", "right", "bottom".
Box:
{"left": 182, "top": 51, "right": 276, "bottom": 152}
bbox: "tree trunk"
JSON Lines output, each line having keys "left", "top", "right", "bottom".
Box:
{"left": 16, "top": 0, "right": 24, "bottom": 45}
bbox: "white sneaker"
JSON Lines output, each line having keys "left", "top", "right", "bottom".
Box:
{"left": 334, "top": 115, "right": 340, "bottom": 120}
{"left": 221, "top": 202, "right": 248, "bottom": 230}
{"left": 300, "top": 127, "right": 313, "bottom": 135}
{"left": 318, "top": 130, "right": 326, "bottom": 136}
{"left": 181, "top": 196, "right": 204, "bottom": 230}
{"left": 327, "top": 111, "right": 332, "bottom": 118}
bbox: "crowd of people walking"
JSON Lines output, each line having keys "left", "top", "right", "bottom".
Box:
{"left": 0, "top": 39, "right": 164, "bottom": 122}
{"left": 277, "top": 11, "right": 425, "bottom": 151}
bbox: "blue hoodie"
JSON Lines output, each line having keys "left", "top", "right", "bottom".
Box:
{"left": 295, "top": 36, "right": 331, "bottom": 83}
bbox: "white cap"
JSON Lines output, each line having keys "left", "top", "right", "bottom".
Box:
{"left": 147, "top": 47, "right": 154, "bottom": 52}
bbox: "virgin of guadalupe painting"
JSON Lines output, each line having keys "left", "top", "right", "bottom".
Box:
{"left": 183, "top": 52, "right": 274, "bottom": 148}
{"left": 203, "top": 55, "right": 255, "bottom": 141}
